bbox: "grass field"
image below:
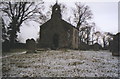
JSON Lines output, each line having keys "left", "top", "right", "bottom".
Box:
{"left": 2, "top": 49, "right": 119, "bottom": 77}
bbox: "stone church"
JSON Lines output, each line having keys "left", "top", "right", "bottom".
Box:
{"left": 39, "top": 2, "right": 79, "bottom": 49}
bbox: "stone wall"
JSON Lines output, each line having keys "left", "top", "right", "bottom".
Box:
{"left": 39, "top": 18, "right": 79, "bottom": 49}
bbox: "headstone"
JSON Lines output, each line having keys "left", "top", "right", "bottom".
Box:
{"left": 93, "top": 43, "right": 102, "bottom": 51}
{"left": 2, "top": 39, "right": 10, "bottom": 52}
{"left": 26, "top": 38, "right": 36, "bottom": 53}
{"left": 111, "top": 33, "right": 120, "bottom": 56}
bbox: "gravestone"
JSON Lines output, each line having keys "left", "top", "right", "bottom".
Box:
{"left": 92, "top": 43, "right": 102, "bottom": 51}
{"left": 2, "top": 39, "right": 10, "bottom": 52}
{"left": 26, "top": 38, "right": 36, "bottom": 53}
{"left": 111, "top": 33, "right": 120, "bottom": 56}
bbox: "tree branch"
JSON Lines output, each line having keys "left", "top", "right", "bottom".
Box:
{"left": 9, "top": 2, "right": 14, "bottom": 17}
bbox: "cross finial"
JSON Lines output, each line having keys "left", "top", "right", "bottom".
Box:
{"left": 56, "top": 0, "right": 58, "bottom": 4}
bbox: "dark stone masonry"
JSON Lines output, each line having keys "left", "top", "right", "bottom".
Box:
{"left": 39, "top": 3, "right": 79, "bottom": 49}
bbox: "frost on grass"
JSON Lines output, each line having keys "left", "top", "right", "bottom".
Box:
{"left": 2, "top": 50, "right": 119, "bottom": 77}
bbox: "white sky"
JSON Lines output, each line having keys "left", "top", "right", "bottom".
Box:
{"left": 86, "top": 2, "right": 118, "bottom": 33}
{"left": 17, "top": 0, "right": 119, "bottom": 43}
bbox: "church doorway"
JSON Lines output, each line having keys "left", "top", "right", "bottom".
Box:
{"left": 53, "top": 34, "right": 59, "bottom": 49}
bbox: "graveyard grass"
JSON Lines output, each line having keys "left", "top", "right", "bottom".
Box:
{"left": 2, "top": 49, "right": 26, "bottom": 56}
{"left": 2, "top": 49, "right": 119, "bottom": 77}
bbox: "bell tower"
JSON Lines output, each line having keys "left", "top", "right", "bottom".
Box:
{"left": 51, "top": 1, "right": 61, "bottom": 19}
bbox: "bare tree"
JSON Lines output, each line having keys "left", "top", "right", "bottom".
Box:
{"left": 78, "top": 22, "right": 95, "bottom": 45}
{"left": 71, "top": 2, "right": 94, "bottom": 46}
{"left": 1, "top": 17, "right": 7, "bottom": 41}
{"left": 60, "top": 3, "right": 67, "bottom": 15}
{"left": 35, "top": 4, "right": 52, "bottom": 24}
{"left": 36, "top": 3, "right": 67, "bottom": 25}
{"left": 0, "top": 1, "right": 44, "bottom": 46}
{"left": 102, "top": 32, "right": 114, "bottom": 48}
{"left": 79, "top": 25, "right": 92, "bottom": 45}
{"left": 73, "top": 2, "right": 93, "bottom": 30}
{"left": 85, "top": 26, "right": 92, "bottom": 44}
{"left": 94, "top": 31, "right": 101, "bottom": 43}
{"left": 91, "top": 23, "right": 96, "bottom": 45}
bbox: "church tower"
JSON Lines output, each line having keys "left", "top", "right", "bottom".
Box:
{"left": 51, "top": 2, "right": 62, "bottom": 19}
{"left": 39, "top": 1, "right": 79, "bottom": 49}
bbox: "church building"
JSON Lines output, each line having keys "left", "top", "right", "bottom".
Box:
{"left": 39, "top": 2, "right": 79, "bottom": 49}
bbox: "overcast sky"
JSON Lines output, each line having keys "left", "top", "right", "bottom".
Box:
{"left": 17, "top": 0, "right": 119, "bottom": 43}
{"left": 86, "top": 2, "right": 118, "bottom": 33}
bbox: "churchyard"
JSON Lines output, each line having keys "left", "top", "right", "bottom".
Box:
{"left": 2, "top": 49, "right": 119, "bottom": 77}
